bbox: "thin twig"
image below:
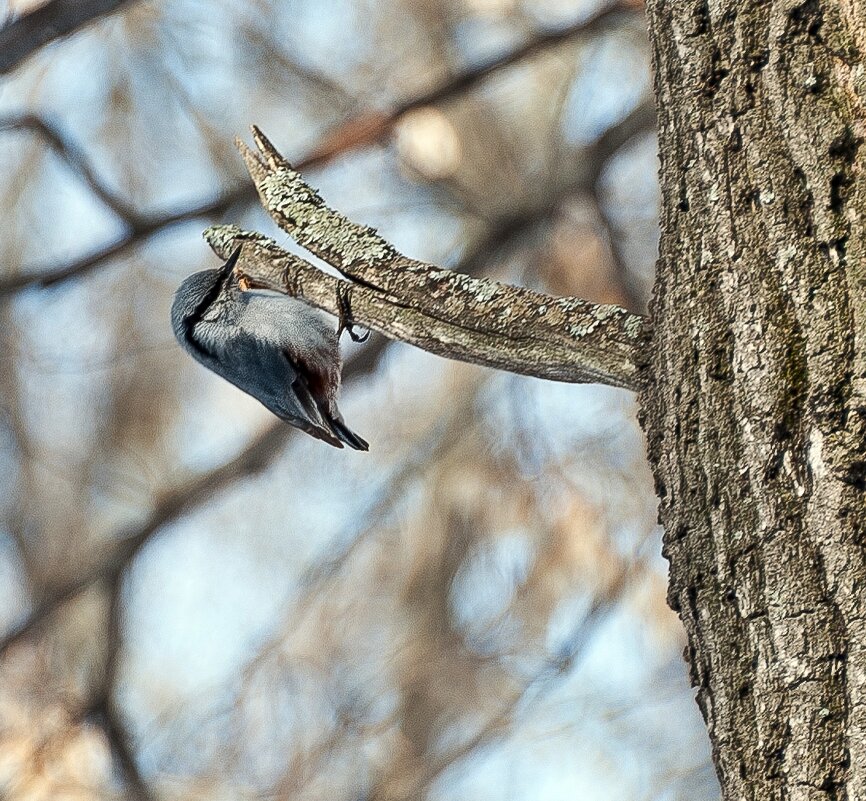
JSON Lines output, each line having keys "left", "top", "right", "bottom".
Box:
{"left": 88, "top": 578, "right": 157, "bottom": 801}
{"left": 0, "top": 0, "right": 138, "bottom": 75}
{"left": 0, "top": 113, "right": 141, "bottom": 222}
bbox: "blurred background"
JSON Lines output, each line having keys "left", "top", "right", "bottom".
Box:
{"left": 0, "top": 0, "right": 718, "bottom": 799}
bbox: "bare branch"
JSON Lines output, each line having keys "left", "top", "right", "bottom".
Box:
{"left": 0, "top": 3, "right": 640, "bottom": 296}
{"left": 88, "top": 579, "right": 156, "bottom": 801}
{"left": 207, "top": 132, "right": 647, "bottom": 390}
{"left": 0, "top": 0, "right": 138, "bottom": 75}
{"left": 0, "top": 113, "right": 141, "bottom": 222}
{"left": 0, "top": 186, "right": 246, "bottom": 294}
{"left": 98, "top": 704, "right": 155, "bottom": 801}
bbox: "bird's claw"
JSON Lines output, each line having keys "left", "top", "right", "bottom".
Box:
{"left": 336, "top": 285, "right": 370, "bottom": 343}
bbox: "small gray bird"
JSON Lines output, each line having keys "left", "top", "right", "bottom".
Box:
{"left": 171, "top": 247, "right": 368, "bottom": 450}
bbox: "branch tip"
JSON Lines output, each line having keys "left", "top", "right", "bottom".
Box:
{"left": 234, "top": 134, "right": 264, "bottom": 168}
{"left": 250, "top": 125, "right": 289, "bottom": 171}
{"left": 232, "top": 135, "right": 249, "bottom": 155}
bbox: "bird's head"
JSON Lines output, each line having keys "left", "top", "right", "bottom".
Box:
{"left": 170, "top": 247, "right": 241, "bottom": 349}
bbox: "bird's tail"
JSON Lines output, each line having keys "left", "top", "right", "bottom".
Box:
{"left": 327, "top": 416, "right": 369, "bottom": 451}
{"left": 290, "top": 370, "right": 368, "bottom": 450}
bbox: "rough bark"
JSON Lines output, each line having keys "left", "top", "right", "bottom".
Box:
{"left": 640, "top": 1, "right": 866, "bottom": 798}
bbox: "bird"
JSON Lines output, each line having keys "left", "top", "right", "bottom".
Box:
{"left": 171, "top": 247, "right": 368, "bottom": 450}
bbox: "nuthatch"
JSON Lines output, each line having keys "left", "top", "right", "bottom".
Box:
{"left": 171, "top": 247, "right": 368, "bottom": 450}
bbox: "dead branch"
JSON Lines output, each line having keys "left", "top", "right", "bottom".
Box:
{"left": 206, "top": 128, "right": 647, "bottom": 390}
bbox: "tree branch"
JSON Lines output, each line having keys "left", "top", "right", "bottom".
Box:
{"left": 206, "top": 128, "right": 647, "bottom": 390}
{"left": 0, "top": 0, "right": 138, "bottom": 75}
{"left": 88, "top": 578, "right": 156, "bottom": 801}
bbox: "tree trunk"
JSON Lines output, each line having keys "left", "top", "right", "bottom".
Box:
{"left": 641, "top": 1, "right": 866, "bottom": 798}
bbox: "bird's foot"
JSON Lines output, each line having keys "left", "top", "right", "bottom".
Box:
{"left": 336, "top": 285, "right": 370, "bottom": 343}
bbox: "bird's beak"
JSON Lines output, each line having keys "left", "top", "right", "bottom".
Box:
{"left": 220, "top": 245, "right": 243, "bottom": 278}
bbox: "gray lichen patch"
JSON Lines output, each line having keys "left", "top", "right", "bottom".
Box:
{"left": 438, "top": 272, "right": 501, "bottom": 303}
{"left": 203, "top": 224, "right": 280, "bottom": 258}
{"left": 593, "top": 303, "right": 628, "bottom": 321}
{"left": 557, "top": 298, "right": 643, "bottom": 340}
{"left": 567, "top": 318, "right": 603, "bottom": 338}
{"left": 260, "top": 172, "right": 396, "bottom": 269}
{"left": 555, "top": 296, "right": 598, "bottom": 315}
{"left": 203, "top": 223, "right": 243, "bottom": 253}
{"left": 624, "top": 314, "right": 644, "bottom": 339}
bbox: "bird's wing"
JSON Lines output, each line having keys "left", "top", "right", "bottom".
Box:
{"left": 192, "top": 319, "right": 345, "bottom": 447}
{"left": 256, "top": 349, "right": 347, "bottom": 448}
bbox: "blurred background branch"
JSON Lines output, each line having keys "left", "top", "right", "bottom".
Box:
{"left": 0, "top": 1, "right": 638, "bottom": 295}
{"left": 0, "top": 0, "right": 138, "bottom": 74}
{"left": 88, "top": 577, "right": 158, "bottom": 801}
{"left": 0, "top": 113, "right": 141, "bottom": 220}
